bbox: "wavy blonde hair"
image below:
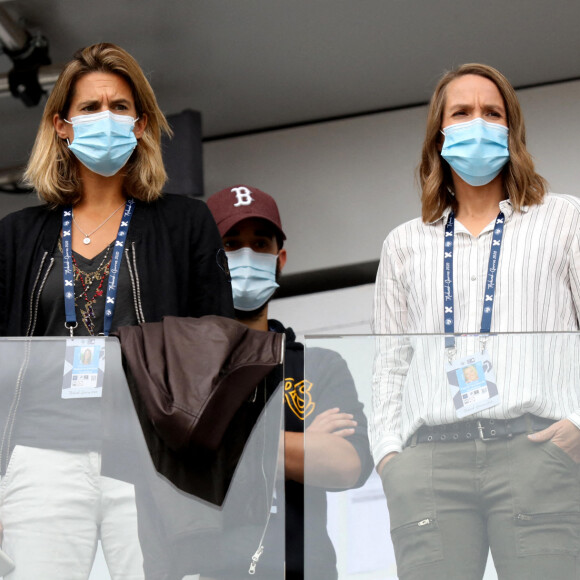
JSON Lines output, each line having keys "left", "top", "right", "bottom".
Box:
{"left": 24, "top": 43, "right": 172, "bottom": 206}
{"left": 419, "top": 63, "right": 547, "bottom": 223}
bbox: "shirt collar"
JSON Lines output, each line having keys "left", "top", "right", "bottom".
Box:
{"left": 500, "top": 198, "right": 530, "bottom": 221}
{"left": 427, "top": 206, "right": 452, "bottom": 225}
{"left": 499, "top": 198, "right": 514, "bottom": 220}
{"left": 428, "top": 197, "right": 528, "bottom": 226}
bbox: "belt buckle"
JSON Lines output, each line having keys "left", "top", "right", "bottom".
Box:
{"left": 477, "top": 420, "right": 497, "bottom": 441}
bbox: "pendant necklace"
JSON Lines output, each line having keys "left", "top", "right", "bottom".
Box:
{"left": 73, "top": 201, "right": 126, "bottom": 245}
{"left": 73, "top": 251, "right": 112, "bottom": 335}
{"left": 58, "top": 238, "right": 113, "bottom": 335}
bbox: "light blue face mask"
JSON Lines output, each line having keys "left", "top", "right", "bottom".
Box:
{"left": 226, "top": 247, "right": 279, "bottom": 312}
{"left": 65, "top": 110, "right": 138, "bottom": 177}
{"left": 441, "top": 117, "right": 509, "bottom": 186}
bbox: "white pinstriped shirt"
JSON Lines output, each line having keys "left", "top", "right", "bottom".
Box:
{"left": 370, "top": 193, "right": 580, "bottom": 464}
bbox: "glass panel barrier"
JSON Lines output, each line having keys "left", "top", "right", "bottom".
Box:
{"left": 0, "top": 337, "right": 285, "bottom": 580}
{"left": 304, "top": 332, "right": 580, "bottom": 580}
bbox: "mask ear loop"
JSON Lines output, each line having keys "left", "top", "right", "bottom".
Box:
{"left": 439, "top": 129, "right": 455, "bottom": 197}
{"left": 62, "top": 118, "right": 72, "bottom": 147}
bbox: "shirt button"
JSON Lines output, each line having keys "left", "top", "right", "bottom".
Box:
{"left": 471, "top": 275, "right": 477, "bottom": 281}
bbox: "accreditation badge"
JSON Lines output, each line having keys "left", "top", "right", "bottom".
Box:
{"left": 445, "top": 351, "right": 499, "bottom": 418}
{"left": 62, "top": 338, "right": 105, "bottom": 398}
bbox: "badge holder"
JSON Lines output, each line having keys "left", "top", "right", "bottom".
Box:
{"left": 446, "top": 336, "right": 499, "bottom": 418}
{"left": 62, "top": 337, "right": 106, "bottom": 399}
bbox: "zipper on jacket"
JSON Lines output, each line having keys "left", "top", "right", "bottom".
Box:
{"left": 248, "top": 380, "right": 279, "bottom": 575}
{"left": 0, "top": 340, "right": 32, "bottom": 473}
{"left": 126, "top": 243, "right": 146, "bottom": 324}
{"left": 25, "top": 252, "right": 53, "bottom": 337}
{"left": 1, "top": 254, "right": 53, "bottom": 472}
{"left": 248, "top": 544, "right": 264, "bottom": 575}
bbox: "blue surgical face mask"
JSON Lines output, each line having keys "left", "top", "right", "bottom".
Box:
{"left": 226, "top": 247, "right": 279, "bottom": 312}
{"left": 441, "top": 117, "right": 509, "bottom": 186}
{"left": 65, "top": 110, "right": 138, "bottom": 177}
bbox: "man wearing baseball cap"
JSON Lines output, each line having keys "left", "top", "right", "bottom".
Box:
{"left": 207, "top": 185, "right": 372, "bottom": 579}
{"left": 207, "top": 185, "right": 287, "bottom": 326}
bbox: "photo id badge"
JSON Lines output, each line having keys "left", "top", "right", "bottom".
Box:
{"left": 445, "top": 351, "right": 499, "bottom": 418}
{"left": 62, "top": 338, "right": 105, "bottom": 398}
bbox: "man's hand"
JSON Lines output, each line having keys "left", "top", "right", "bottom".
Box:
{"left": 306, "top": 407, "right": 357, "bottom": 437}
{"left": 285, "top": 407, "right": 361, "bottom": 487}
{"left": 377, "top": 451, "right": 400, "bottom": 477}
{"left": 528, "top": 418, "right": 580, "bottom": 463}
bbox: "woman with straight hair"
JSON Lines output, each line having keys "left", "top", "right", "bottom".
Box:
{"left": 0, "top": 43, "right": 233, "bottom": 579}
{"left": 372, "top": 63, "right": 580, "bottom": 579}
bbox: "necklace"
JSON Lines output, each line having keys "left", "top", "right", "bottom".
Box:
{"left": 72, "top": 201, "right": 126, "bottom": 245}
{"left": 59, "top": 239, "right": 113, "bottom": 335}
{"left": 72, "top": 247, "right": 113, "bottom": 335}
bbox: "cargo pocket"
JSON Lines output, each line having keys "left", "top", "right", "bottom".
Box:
{"left": 514, "top": 511, "right": 580, "bottom": 556}
{"left": 381, "top": 445, "right": 444, "bottom": 571}
{"left": 509, "top": 437, "right": 580, "bottom": 556}
{"left": 390, "top": 516, "right": 444, "bottom": 571}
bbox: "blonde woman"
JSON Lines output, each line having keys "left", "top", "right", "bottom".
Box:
{"left": 0, "top": 43, "right": 233, "bottom": 579}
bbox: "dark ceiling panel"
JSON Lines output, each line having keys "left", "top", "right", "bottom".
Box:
{"left": 1, "top": 0, "right": 579, "bottom": 173}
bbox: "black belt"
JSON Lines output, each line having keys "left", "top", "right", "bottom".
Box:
{"left": 408, "top": 414, "right": 556, "bottom": 446}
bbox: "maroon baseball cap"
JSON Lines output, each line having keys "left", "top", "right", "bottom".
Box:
{"left": 207, "top": 185, "right": 286, "bottom": 240}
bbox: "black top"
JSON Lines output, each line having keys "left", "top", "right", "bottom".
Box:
{"left": 38, "top": 242, "right": 137, "bottom": 337}
{"left": 259, "top": 320, "right": 374, "bottom": 580}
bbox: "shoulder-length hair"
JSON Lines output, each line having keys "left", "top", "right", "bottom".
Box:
{"left": 419, "top": 63, "right": 547, "bottom": 223}
{"left": 24, "top": 43, "right": 172, "bottom": 206}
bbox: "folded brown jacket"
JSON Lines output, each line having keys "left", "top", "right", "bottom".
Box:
{"left": 114, "top": 315, "right": 285, "bottom": 505}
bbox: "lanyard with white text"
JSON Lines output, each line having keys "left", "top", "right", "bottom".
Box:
{"left": 443, "top": 210, "right": 505, "bottom": 350}
{"left": 62, "top": 199, "right": 135, "bottom": 336}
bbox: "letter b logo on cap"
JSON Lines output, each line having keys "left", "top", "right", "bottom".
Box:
{"left": 232, "top": 186, "right": 254, "bottom": 207}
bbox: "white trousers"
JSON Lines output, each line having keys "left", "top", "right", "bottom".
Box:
{"left": 0, "top": 445, "right": 145, "bottom": 580}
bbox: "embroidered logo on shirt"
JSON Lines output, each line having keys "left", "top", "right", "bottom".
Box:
{"left": 284, "top": 377, "right": 315, "bottom": 420}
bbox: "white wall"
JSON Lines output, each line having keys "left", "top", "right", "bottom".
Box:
{"left": 203, "top": 106, "right": 424, "bottom": 276}
{"left": 269, "top": 284, "right": 374, "bottom": 337}
{"left": 202, "top": 79, "right": 580, "bottom": 276}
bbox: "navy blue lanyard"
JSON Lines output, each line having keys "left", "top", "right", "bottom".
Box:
{"left": 443, "top": 211, "right": 505, "bottom": 349}
{"left": 62, "top": 199, "right": 135, "bottom": 336}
